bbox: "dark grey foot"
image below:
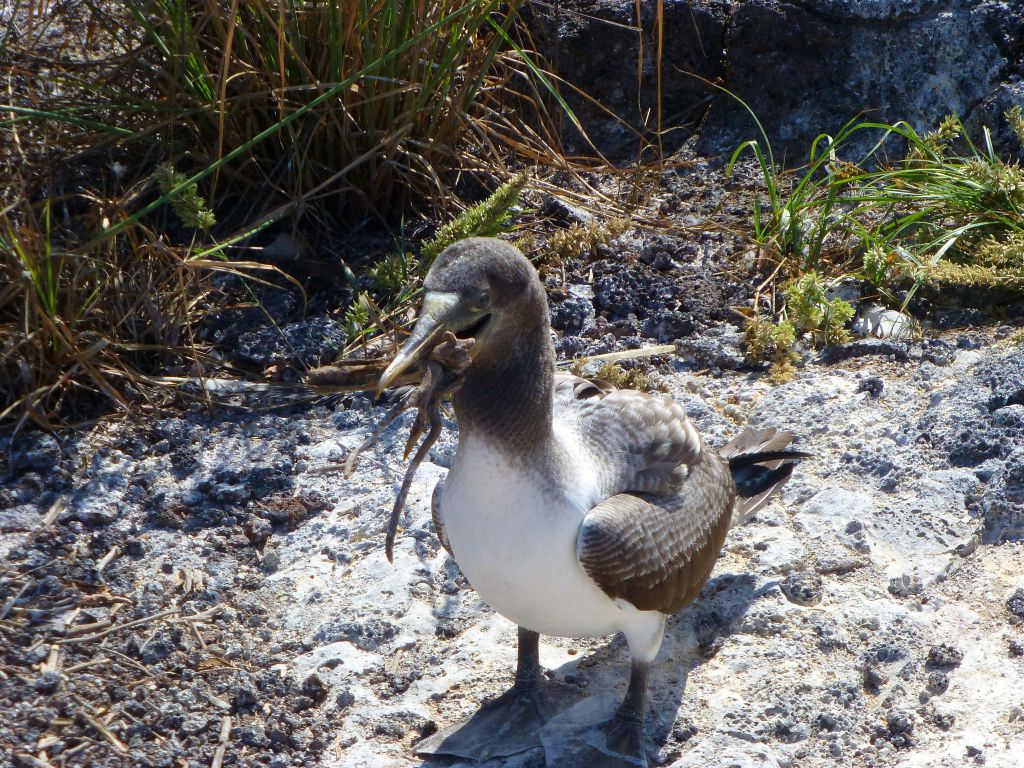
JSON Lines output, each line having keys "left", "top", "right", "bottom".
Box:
{"left": 415, "top": 682, "right": 572, "bottom": 760}
{"left": 536, "top": 710, "right": 648, "bottom": 768}
{"left": 598, "top": 715, "right": 647, "bottom": 767}
{"left": 538, "top": 659, "right": 652, "bottom": 768}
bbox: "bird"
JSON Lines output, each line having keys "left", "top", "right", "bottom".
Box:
{"left": 376, "top": 237, "right": 808, "bottom": 767}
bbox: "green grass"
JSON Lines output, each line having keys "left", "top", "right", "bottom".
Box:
{"left": 125, "top": 0, "right": 526, "bottom": 219}
{"left": 730, "top": 107, "right": 1024, "bottom": 361}
{"left": 731, "top": 111, "right": 1024, "bottom": 297}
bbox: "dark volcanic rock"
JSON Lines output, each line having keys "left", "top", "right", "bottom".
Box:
{"left": 780, "top": 571, "right": 823, "bottom": 606}
{"left": 527, "top": 1, "right": 727, "bottom": 156}
{"left": 233, "top": 316, "right": 347, "bottom": 368}
{"left": 529, "top": 1, "right": 1024, "bottom": 160}
{"left": 9, "top": 433, "right": 63, "bottom": 475}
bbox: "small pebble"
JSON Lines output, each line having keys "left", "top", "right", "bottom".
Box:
{"left": 1007, "top": 588, "right": 1024, "bottom": 620}
{"left": 927, "top": 644, "right": 963, "bottom": 668}
{"left": 781, "top": 571, "right": 823, "bottom": 606}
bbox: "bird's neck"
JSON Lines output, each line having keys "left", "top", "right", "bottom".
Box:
{"left": 453, "top": 302, "right": 555, "bottom": 457}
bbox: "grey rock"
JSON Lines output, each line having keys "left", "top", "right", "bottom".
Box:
{"left": 980, "top": 449, "right": 1024, "bottom": 541}
{"left": 818, "top": 338, "right": 911, "bottom": 364}
{"left": 780, "top": 571, "right": 823, "bottom": 606}
{"left": 314, "top": 617, "right": 399, "bottom": 652}
{"left": 238, "top": 722, "right": 268, "bottom": 747}
{"left": 10, "top": 433, "right": 62, "bottom": 474}
{"left": 927, "top": 670, "right": 950, "bottom": 695}
{"left": 888, "top": 574, "right": 922, "bottom": 598}
{"left": 528, "top": 1, "right": 726, "bottom": 156}
{"left": 530, "top": 2, "right": 1024, "bottom": 161}
{"left": 927, "top": 644, "right": 964, "bottom": 669}
{"left": 234, "top": 674, "right": 259, "bottom": 710}
{"left": 1007, "top": 588, "right": 1024, "bottom": 620}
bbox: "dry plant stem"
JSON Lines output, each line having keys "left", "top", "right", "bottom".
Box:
{"left": 343, "top": 333, "right": 473, "bottom": 562}
{"left": 384, "top": 361, "right": 465, "bottom": 563}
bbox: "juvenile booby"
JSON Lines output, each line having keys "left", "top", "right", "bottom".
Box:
{"left": 377, "top": 237, "right": 807, "bottom": 766}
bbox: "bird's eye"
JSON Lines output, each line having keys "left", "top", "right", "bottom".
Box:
{"left": 467, "top": 289, "right": 489, "bottom": 313}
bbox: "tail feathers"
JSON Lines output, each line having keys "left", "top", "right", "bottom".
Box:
{"left": 720, "top": 428, "right": 809, "bottom": 526}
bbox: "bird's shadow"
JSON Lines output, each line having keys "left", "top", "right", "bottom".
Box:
{"left": 413, "top": 571, "right": 764, "bottom": 767}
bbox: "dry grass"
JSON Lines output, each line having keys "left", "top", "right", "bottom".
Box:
{"left": 125, "top": 0, "right": 533, "bottom": 222}
{"left": 0, "top": 198, "right": 208, "bottom": 430}
{"left": 0, "top": 1, "right": 685, "bottom": 429}
{"left": 0, "top": 0, "right": 564, "bottom": 428}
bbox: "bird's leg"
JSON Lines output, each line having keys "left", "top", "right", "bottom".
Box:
{"left": 416, "top": 627, "right": 571, "bottom": 760}
{"left": 549, "top": 617, "right": 663, "bottom": 768}
{"left": 601, "top": 659, "right": 649, "bottom": 763}
{"left": 514, "top": 626, "right": 542, "bottom": 689}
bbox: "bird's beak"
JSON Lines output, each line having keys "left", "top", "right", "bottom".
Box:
{"left": 376, "top": 292, "right": 461, "bottom": 397}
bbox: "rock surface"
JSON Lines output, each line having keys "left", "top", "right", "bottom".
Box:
{"left": 529, "top": 1, "right": 1024, "bottom": 159}
{"left": 3, "top": 324, "right": 1024, "bottom": 767}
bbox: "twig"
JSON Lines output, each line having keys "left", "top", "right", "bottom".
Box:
{"left": 40, "top": 497, "right": 65, "bottom": 527}
{"left": 202, "top": 691, "right": 232, "bottom": 712}
{"left": 41, "top": 645, "right": 60, "bottom": 673}
{"left": 65, "top": 619, "right": 112, "bottom": 636}
{"left": 78, "top": 709, "right": 127, "bottom": 754}
{"left": 65, "top": 657, "right": 110, "bottom": 673}
{"left": 0, "top": 578, "right": 32, "bottom": 621}
{"left": 104, "top": 647, "right": 155, "bottom": 677}
{"left": 556, "top": 343, "right": 676, "bottom": 368}
{"left": 210, "top": 715, "right": 232, "bottom": 768}
{"left": 168, "top": 604, "right": 222, "bottom": 624}
{"left": 56, "top": 607, "right": 180, "bottom": 645}
{"left": 96, "top": 546, "right": 121, "bottom": 574}
{"left": 15, "top": 755, "right": 54, "bottom": 768}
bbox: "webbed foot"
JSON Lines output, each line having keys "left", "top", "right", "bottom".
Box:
{"left": 537, "top": 696, "right": 648, "bottom": 768}
{"left": 415, "top": 681, "right": 573, "bottom": 760}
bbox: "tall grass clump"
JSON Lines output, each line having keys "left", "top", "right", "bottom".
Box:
{"left": 0, "top": 199, "right": 208, "bottom": 430}
{"left": 1, "top": 1, "right": 560, "bottom": 426}
{"left": 127, "top": 0, "right": 527, "bottom": 221}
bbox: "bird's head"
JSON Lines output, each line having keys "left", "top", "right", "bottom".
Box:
{"left": 377, "top": 238, "right": 542, "bottom": 394}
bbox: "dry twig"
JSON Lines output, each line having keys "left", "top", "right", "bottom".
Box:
{"left": 343, "top": 332, "right": 474, "bottom": 562}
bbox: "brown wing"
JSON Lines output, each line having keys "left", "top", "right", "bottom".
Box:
{"left": 576, "top": 451, "right": 735, "bottom": 614}
{"left": 555, "top": 372, "right": 736, "bottom": 614}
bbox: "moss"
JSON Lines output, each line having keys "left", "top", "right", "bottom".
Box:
{"left": 745, "top": 315, "right": 796, "bottom": 359}
{"left": 369, "top": 249, "right": 418, "bottom": 297}
{"left": 785, "top": 272, "right": 856, "bottom": 345}
{"left": 1006, "top": 105, "right": 1024, "bottom": 146}
{"left": 593, "top": 361, "right": 664, "bottom": 392}
{"left": 923, "top": 261, "right": 1024, "bottom": 292}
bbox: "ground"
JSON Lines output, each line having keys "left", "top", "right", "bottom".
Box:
{"left": 3, "top": 155, "right": 1024, "bottom": 768}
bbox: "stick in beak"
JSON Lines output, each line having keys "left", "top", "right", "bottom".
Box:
{"left": 376, "top": 292, "right": 461, "bottom": 397}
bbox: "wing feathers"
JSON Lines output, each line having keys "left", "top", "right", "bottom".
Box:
{"left": 576, "top": 452, "right": 734, "bottom": 614}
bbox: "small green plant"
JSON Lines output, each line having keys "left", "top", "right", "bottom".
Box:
{"left": 369, "top": 249, "right": 419, "bottom": 298}
{"left": 733, "top": 111, "right": 1024, "bottom": 285}
{"left": 592, "top": 361, "right": 664, "bottom": 392}
{"left": 743, "top": 317, "right": 798, "bottom": 382}
{"left": 1005, "top": 105, "right": 1024, "bottom": 145}
{"left": 542, "top": 217, "right": 631, "bottom": 266}
{"left": 154, "top": 164, "right": 216, "bottom": 230}
{"left": 420, "top": 171, "right": 530, "bottom": 265}
{"left": 784, "top": 272, "right": 856, "bottom": 345}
